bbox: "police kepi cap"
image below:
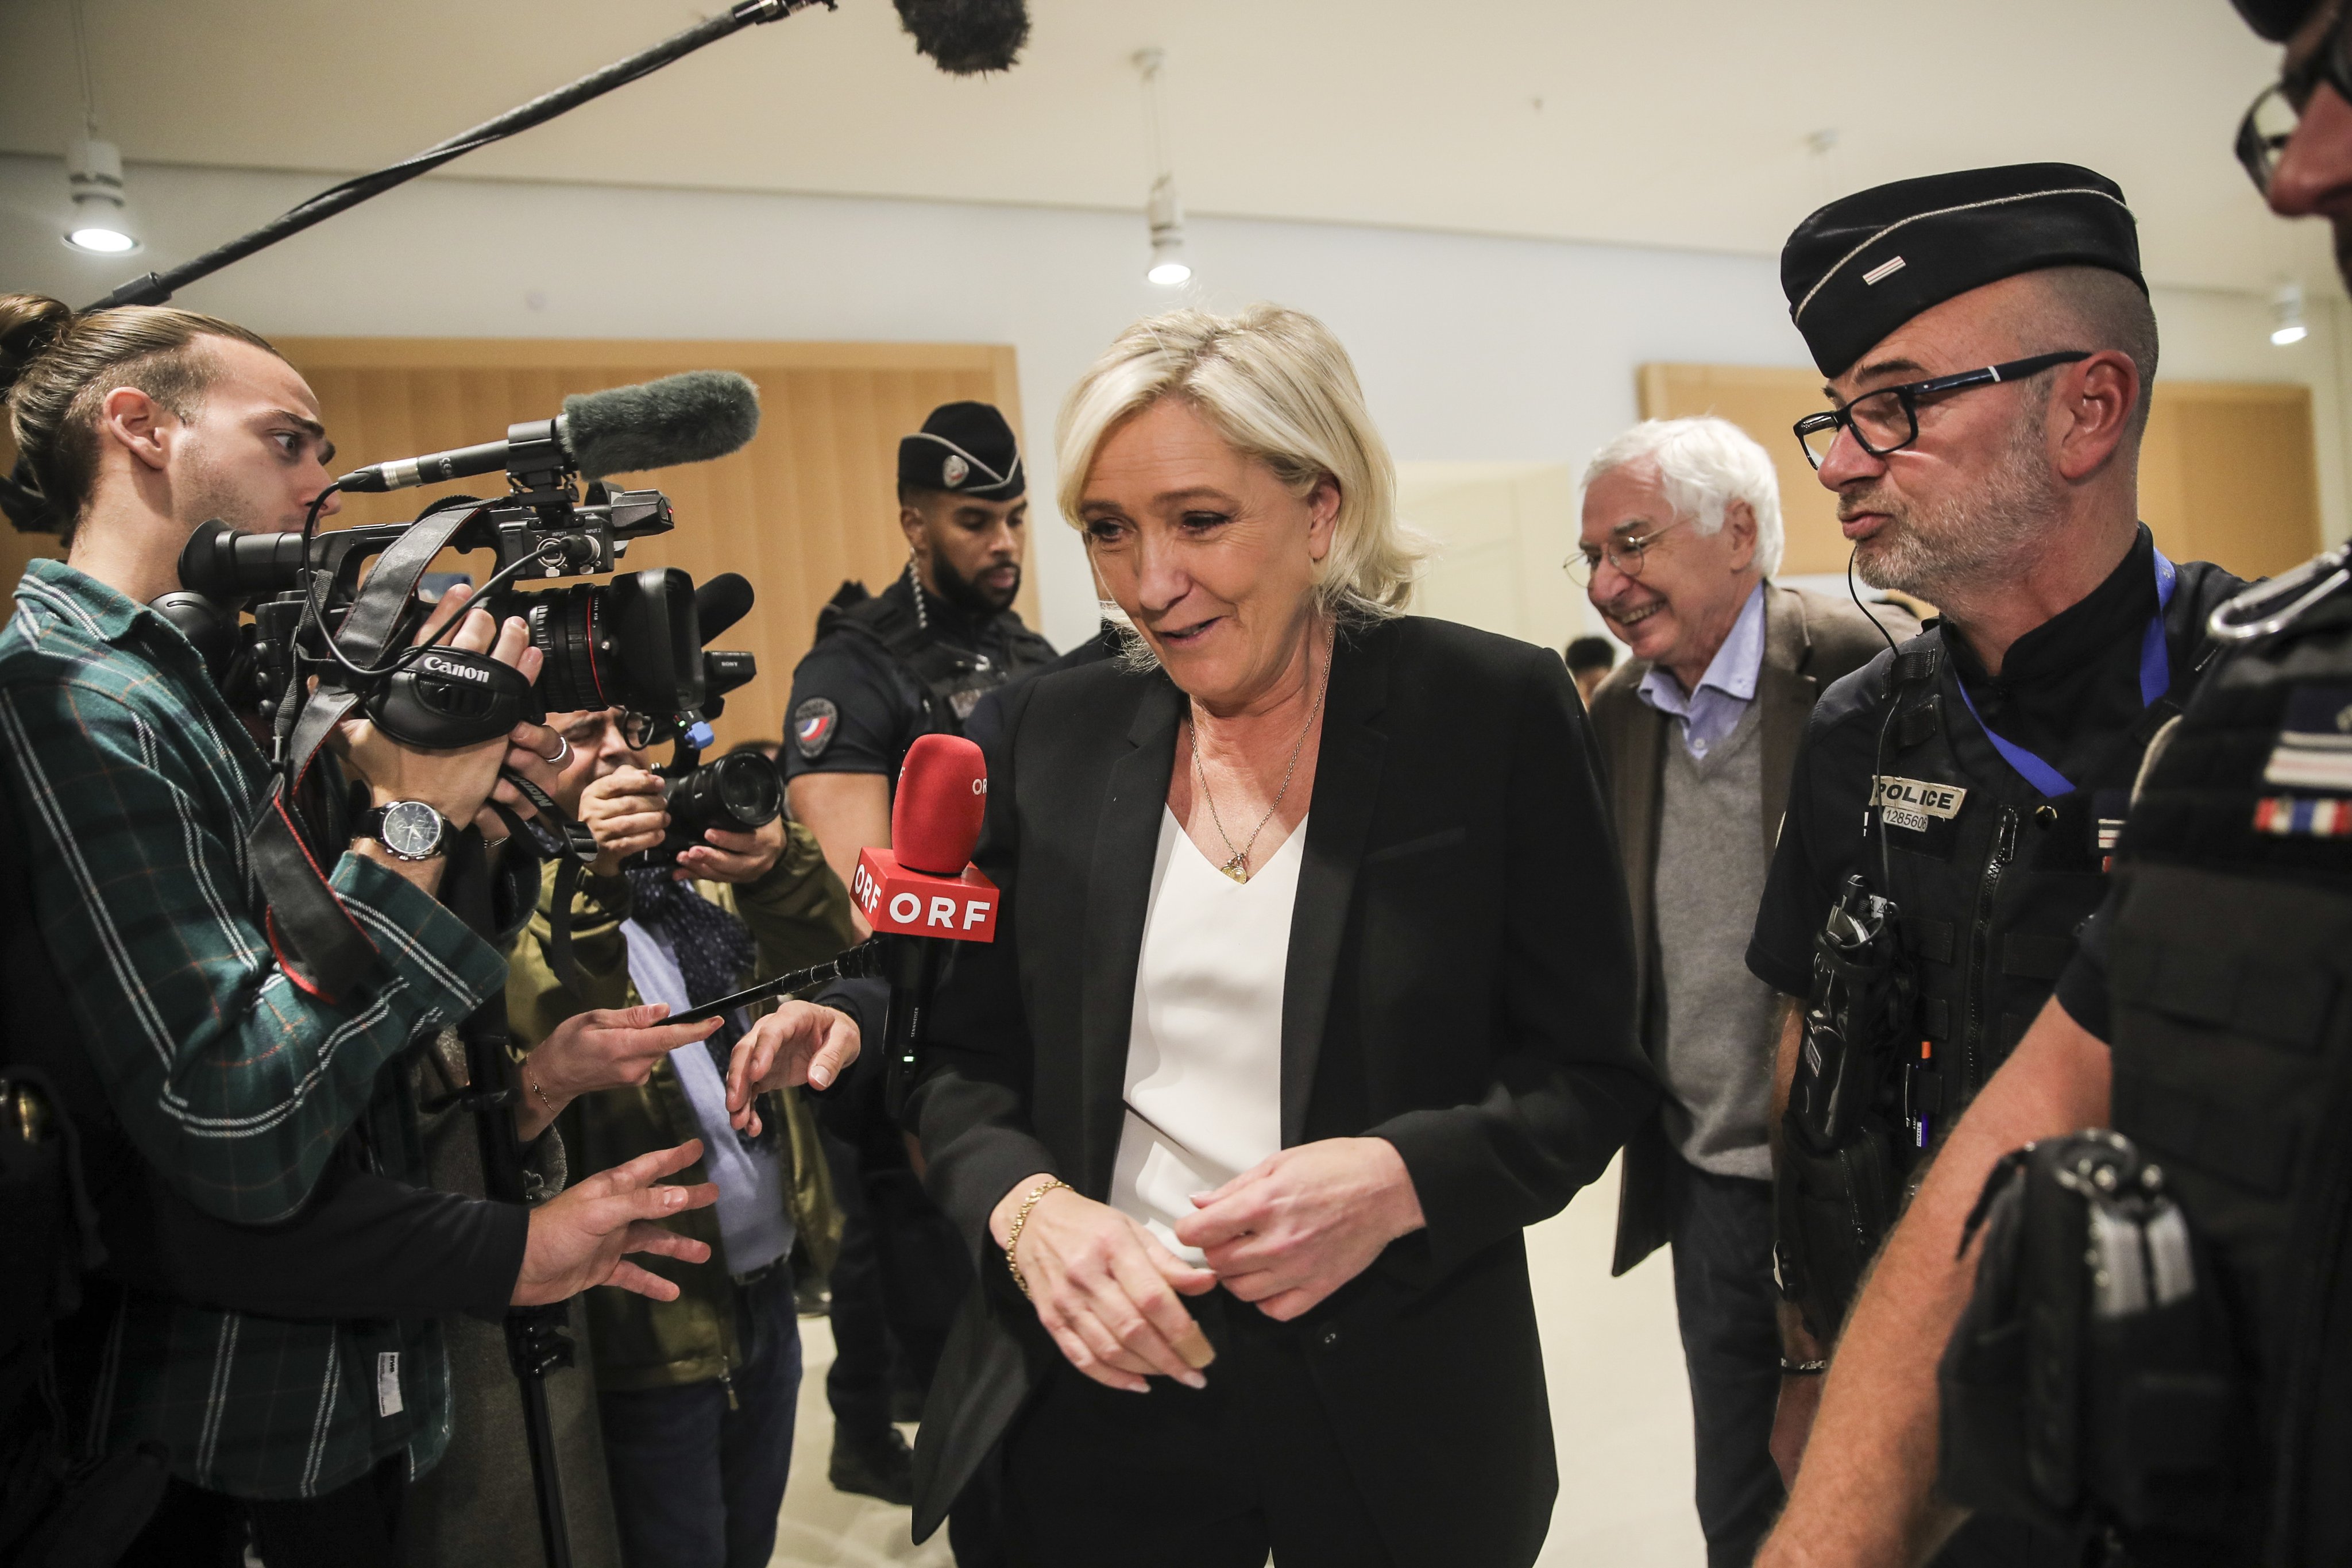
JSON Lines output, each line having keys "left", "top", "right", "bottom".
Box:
{"left": 899, "top": 401, "right": 1024, "bottom": 500}
{"left": 1781, "top": 163, "right": 2146, "bottom": 379}
{"left": 2231, "top": 0, "right": 2318, "bottom": 41}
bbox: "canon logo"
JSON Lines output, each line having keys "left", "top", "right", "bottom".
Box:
{"left": 972, "top": 778, "right": 987, "bottom": 795}
{"left": 420, "top": 655, "right": 489, "bottom": 684}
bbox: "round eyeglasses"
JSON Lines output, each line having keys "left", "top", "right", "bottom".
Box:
{"left": 1792, "top": 352, "right": 2091, "bottom": 470}
{"left": 1565, "top": 517, "right": 1689, "bottom": 585}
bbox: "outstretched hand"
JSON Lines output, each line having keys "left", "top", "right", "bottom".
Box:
{"left": 515, "top": 1003, "right": 723, "bottom": 1141}
{"left": 723, "top": 1001, "right": 862, "bottom": 1133}
{"left": 513, "top": 1140, "right": 718, "bottom": 1306}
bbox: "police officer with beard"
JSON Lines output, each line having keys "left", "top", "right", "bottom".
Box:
{"left": 781, "top": 401, "right": 1053, "bottom": 1515}
{"left": 786, "top": 401, "right": 1056, "bottom": 892}
{"left": 1743, "top": 165, "right": 2249, "bottom": 1565}
{"left": 1752, "top": 7, "right": 2352, "bottom": 1566}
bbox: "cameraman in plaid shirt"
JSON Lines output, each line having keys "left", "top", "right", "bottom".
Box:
{"left": 0, "top": 295, "right": 855, "bottom": 1567}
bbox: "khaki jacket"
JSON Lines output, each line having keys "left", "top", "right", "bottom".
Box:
{"left": 505, "top": 823, "right": 859, "bottom": 1393}
{"left": 1585, "top": 581, "right": 1915, "bottom": 1276}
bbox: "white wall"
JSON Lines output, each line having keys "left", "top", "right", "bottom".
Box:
{"left": 5, "top": 153, "right": 2346, "bottom": 651}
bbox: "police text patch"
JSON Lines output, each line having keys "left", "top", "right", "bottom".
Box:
{"left": 793, "top": 697, "right": 840, "bottom": 760}
{"left": 1872, "top": 775, "right": 1967, "bottom": 834}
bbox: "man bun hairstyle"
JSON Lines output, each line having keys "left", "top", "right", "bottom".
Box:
{"left": 0, "top": 293, "right": 280, "bottom": 544}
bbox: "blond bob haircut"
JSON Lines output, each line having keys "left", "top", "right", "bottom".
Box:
{"left": 1056, "top": 304, "right": 1427, "bottom": 623}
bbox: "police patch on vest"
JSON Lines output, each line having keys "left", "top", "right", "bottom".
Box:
{"left": 1873, "top": 775, "right": 1967, "bottom": 830}
{"left": 2260, "top": 683, "right": 2352, "bottom": 790}
{"left": 1873, "top": 774, "right": 1967, "bottom": 857}
{"left": 793, "top": 697, "right": 839, "bottom": 759}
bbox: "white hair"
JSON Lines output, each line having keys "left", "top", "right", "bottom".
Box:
{"left": 1577, "top": 416, "right": 1784, "bottom": 578}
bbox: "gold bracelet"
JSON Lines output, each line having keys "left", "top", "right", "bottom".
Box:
{"left": 1003, "top": 1177, "right": 1069, "bottom": 1299}
{"left": 528, "top": 1074, "right": 555, "bottom": 1115}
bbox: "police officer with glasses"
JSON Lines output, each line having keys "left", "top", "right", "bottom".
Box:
{"left": 1743, "top": 166, "right": 2246, "bottom": 1566}
{"left": 1758, "top": 7, "right": 2352, "bottom": 1565}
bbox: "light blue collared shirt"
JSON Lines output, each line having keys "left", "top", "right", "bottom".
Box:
{"left": 1635, "top": 581, "right": 1767, "bottom": 760}
{"left": 622, "top": 916, "right": 795, "bottom": 1277}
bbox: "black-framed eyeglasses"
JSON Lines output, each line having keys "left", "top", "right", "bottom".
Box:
{"left": 1564, "top": 516, "right": 1689, "bottom": 585}
{"left": 2237, "top": 4, "right": 2352, "bottom": 196}
{"left": 559, "top": 708, "right": 662, "bottom": 750}
{"left": 1791, "top": 351, "right": 2091, "bottom": 471}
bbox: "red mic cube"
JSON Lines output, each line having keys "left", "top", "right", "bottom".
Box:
{"left": 852, "top": 847, "right": 999, "bottom": 942}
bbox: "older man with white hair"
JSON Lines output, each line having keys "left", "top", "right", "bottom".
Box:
{"left": 1576, "top": 417, "right": 1912, "bottom": 1567}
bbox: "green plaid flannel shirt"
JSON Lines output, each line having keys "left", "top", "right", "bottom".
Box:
{"left": 0, "top": 558, "right": 507, "bottom": 1499}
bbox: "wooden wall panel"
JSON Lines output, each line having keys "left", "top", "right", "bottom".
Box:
{"left": 0, "top": 341, "right": 1026, "bottom": 754}
{"left": 1637, "top": 363, "right": 2324, "bottom": 584}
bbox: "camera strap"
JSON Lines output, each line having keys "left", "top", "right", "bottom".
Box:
{"left": 246, "top": 507, "right": 483, "bottom": 1000}
{"left": 485, "top": 768, "right": 601, "bottom": 1000}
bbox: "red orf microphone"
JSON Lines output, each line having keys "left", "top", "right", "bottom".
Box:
{"left": 856, "top": 734, "right": 998, "bottom": 1115}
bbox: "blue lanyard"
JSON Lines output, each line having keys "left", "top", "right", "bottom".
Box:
{"left": 1950, "top": 547, "right": 2177, "bottom": 799}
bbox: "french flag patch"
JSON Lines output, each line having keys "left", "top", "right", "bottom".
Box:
{"left": 2253, "top": 795, "right": 2352, "bottom": 837}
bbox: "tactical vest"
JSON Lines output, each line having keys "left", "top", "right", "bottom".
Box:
{"left": 1868, "top": 630, "right": 2182, "bottom": 1156}
{"left": 2103, "top": 572, "right": 2352, "bottom": 1564}
{"left": 815, "top": 580, "right": 1056, "bottom": 746}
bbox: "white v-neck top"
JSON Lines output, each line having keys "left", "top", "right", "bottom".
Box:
{"left": 1109, "top": 807, "right": 1306, "bottom": 1264}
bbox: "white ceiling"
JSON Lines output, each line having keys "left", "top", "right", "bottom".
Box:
{"left": 0, "top": 0, "right": 2330, "bottom": 298}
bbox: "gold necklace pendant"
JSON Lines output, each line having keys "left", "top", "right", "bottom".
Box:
{"left": 1219, "top": 853, "right": 1249, "bottom": 883}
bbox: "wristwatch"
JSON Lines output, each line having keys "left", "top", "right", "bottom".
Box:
{"left": 356, "top": 800, "right": 459, "bottom": 862}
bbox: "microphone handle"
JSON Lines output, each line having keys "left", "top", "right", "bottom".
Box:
{"left": 671, "top": 934, "right": 886, "bottom": 1023}
{"left": 342, "top": 438, "right": 515, "bottom": 493}
{"left": 882, "top": 936, "right": 944, "bottom": 1123}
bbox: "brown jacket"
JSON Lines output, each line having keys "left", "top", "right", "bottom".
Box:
{"left": 1586, "top": 581, "right": 1914, "bottom": 1276}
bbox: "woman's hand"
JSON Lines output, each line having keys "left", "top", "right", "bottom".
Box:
{"left": 991, "top": 1178, "right": 1219, "bottom": 1394}
{"left": 515, "top": 1003, "right": 723, "bottom": 1141}
{"left": 512, "top": 1140, "right": 719, "bottom": 1306}
{"left": 722, "top": 1002, "right": 862, "bottom": 1130}
{"left": 581, "top": 765, "right": 670, "bottom": 876}
{"left": 1173, "top": 1137, "right": 1426, "bottom": 1321}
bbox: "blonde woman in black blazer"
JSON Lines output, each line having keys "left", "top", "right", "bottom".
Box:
{"left": 736, "top": 305, "right": 1655, "bottom": 1567}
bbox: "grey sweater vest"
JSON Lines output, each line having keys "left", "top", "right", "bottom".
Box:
{"left": 1652, "top": 702, "right": 1777, "bottom": 1180}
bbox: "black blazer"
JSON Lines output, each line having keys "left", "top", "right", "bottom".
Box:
{"left": 904, "top": 615, "right": 1657, "bottom": 1567}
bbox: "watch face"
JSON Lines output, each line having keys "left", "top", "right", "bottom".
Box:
{"left": 380, "top": 800, "right": 444, "bottom": 860}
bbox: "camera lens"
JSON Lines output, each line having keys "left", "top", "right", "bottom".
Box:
{"left": 665, "top": 752, "right": 781, "bottom": 835}
{"left": 523, "top": 584, "right": 613, "bottom": 713}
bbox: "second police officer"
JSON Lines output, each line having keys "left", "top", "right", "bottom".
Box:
{"left": 1743, "top": 165, "right": 2248, "bottom": 1565}
{"left": 1761, "top": 3, "right": 2352, "bottom": 1563}
{"left": 781, "top": 400, "right": 1055, "bottom": 1511}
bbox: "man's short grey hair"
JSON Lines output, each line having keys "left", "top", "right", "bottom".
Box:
{"left": 1578, "top": 416, "right": 1785, "bottom": 578}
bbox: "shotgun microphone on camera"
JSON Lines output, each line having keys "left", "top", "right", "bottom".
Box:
{"left": 335, "top": 370, "right": 760, "bottom": 493}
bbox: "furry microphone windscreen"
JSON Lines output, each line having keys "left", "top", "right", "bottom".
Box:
{"left": 562, "top": 370, "right": 761, "bottom": 479}
{"left": 893, "top": 0, "right": 1030, "bottom": 75}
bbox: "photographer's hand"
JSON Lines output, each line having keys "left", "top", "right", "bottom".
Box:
{"left": 723, "top": 1001, "right": 860, "bottom": 1124}
{"left": 512, "top": 1002, "right": 724, "bottom": 1141}
{"left": 676, "top": 816, "right": 784, "bottom": 885}
{"left": 338, "top": 585, "right": 544, "bottom": 892}
{"left": 512, "top": 1140, "right": 719, "bottom": 1306}
{"left": 581, "top": 765, "right": 671, "bottom": 876}
{"left": 478, "top": 717, "right": 566, "bottom": 843}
